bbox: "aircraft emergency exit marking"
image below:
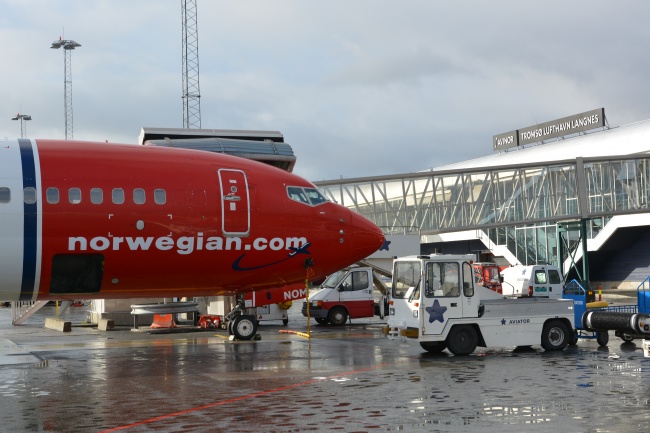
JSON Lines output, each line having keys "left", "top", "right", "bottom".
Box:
{"left": 425, "top": 299, "right": 447, "bottom": 323}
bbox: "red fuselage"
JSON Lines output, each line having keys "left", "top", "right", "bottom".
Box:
{"left": 0, "top": 138, "right": 384, "bottom": 301}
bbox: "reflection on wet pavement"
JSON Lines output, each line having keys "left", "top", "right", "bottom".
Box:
{"left": 1, "top": 305, "right": 649, "bottom": 432}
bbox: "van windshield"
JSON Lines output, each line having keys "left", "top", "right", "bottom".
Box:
{"left": 320, "top": 270, "right": 347, "bottom": 289}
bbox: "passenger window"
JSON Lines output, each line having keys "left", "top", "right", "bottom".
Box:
{"left": 23, "top": 187, "right": 37, "bottom": 205}
{"left": 112, "top": 188, "right": 125, "bottom": 205}
{"left": 46, "top": 188, "right": 59, "bottom": 204}
{"left": 90, "top": 188, "right": 103, "bottom": 204}
{"left": 154, "top": 189, "right": 166, "bottom": 205}
{"left": 0, "top": 187, "right": 10, "bottom": 203}
{"left": 133, "top": 188, "right": 145, "bottom": 204}
{"left": 287, "top": 187, "right": 310, "bottom": 204}
{"left": 69, "top": 188, "right": 81, "bottom": 204}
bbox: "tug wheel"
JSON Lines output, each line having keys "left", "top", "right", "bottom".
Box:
{"left": 446, "top": 325, "right": 478, "bottom": 356}
{"left": 541, "top": 320, "right": 570, "bottom": 351}
{"left": 420, "top": 341, "right": 447, "bottom": 354}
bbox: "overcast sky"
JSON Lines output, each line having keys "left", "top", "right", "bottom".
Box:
{"left": 2, "top": 1, "right": 650, "bottom": 181}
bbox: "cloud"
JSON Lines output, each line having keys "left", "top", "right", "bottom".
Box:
{"left": 2, "top": 0, "right": 650, "bottom": 182}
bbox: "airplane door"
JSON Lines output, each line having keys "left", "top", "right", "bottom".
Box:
{"left": 218, "top": 169, "right": 250, "bottom": 236}
{"left": 420, "top": 261, "right": 465, "bottom": 336}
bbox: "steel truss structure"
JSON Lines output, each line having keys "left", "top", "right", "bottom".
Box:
{"left": 182, "top": 0, "right": 201, "bottom": 129}
{"left": 316, "top": 154, "right": 650, "bottom": 236}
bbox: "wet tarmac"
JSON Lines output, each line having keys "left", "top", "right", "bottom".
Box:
{"left": 1, "top": 294, "right": 650, "bottom": 433}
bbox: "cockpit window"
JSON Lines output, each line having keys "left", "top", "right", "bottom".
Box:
{"left": 287, "top": 187, "right": 310, "bottom": 204}
{"left": 287, "top": 186, "right": 329, "bottom": 206}
{"left": 305, "top": 188, "right": 328, "bottom": 205}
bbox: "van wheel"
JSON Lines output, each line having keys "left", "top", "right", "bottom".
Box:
{"left": 596, "top": 331, "right": 609, "bottom": 347}
{"left": 232, "top": 315, "right": 258, "bottom": 340}
{"left": 420, "top": 341, "right": 447, "bottom": 354}
{"left": 446, "top": 325, "right": 478, "bottom": 356}
{"left": 541, "top": 320, "right": 569, "bottom": 351}
{"left": 315, "top": 318, "right": 329, "bottom": 325}
{"left": 328, "top": 308, "right": 348, "bottom": 326}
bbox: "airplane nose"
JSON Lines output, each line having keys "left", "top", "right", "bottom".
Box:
{"left": 347, "top": 211, "right": 385, "bottom": 262}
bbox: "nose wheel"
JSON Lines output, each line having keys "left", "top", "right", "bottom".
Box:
{"left": 230, "top": 315, "right": 258, "bottom": 340}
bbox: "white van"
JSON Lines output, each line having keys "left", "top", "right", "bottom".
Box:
{"left": 500, "top": 265, "right": 564, "bottom": 299}
{"left": 302, "top": 267, "right": 382, "bottom": 325}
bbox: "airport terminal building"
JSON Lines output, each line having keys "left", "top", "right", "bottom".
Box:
{"left": 315, "top": 109, "right": 650, "bottom": 290}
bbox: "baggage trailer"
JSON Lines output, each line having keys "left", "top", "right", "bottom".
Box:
{"left": 385, "top": 254, "right": 575, "bottom": 355}
{"left": 563, "top": 278, "right": 650, "bottom": 343}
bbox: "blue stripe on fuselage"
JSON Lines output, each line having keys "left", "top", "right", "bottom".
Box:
{"left": 18, "top": 139, "right": 37, "bottom": 301}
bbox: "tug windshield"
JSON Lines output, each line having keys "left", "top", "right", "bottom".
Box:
{"left": 392, "top": 261, "right": 421, "bottom": 299}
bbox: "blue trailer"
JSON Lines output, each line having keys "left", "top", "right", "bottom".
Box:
{"left": 563, "top": 278, "right": 650, "bottom": 344}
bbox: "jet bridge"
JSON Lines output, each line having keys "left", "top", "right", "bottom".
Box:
{"left": 315, "top": 120, "right": 650, "bottom": 298}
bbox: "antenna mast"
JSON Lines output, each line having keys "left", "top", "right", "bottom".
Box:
{"left": 182, "top": 0, "right": 201, "bottom": 129}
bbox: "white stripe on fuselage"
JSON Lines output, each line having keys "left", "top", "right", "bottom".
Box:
{"left": 0, "top": 139, "right": 42, "bottom": 301}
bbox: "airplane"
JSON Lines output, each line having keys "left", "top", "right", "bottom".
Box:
{"left": 0, "top": 138, "right": 385, "bottom": 311}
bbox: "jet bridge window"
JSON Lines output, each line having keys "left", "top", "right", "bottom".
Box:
{"left": 0, "top": 187, "right": 9, "bottom": 203}
{"left": 425, "top": 262, "right": 460, "bottom": 298}
{"left": 392, "top": 261, "right": 421, "bottom": 299}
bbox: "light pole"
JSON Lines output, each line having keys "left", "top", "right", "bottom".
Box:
{"left": 50, "top": 37, "right": 81, "bottom": 140}
{"left": 11, "top": 113, "right": 32, "bottom": 138}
